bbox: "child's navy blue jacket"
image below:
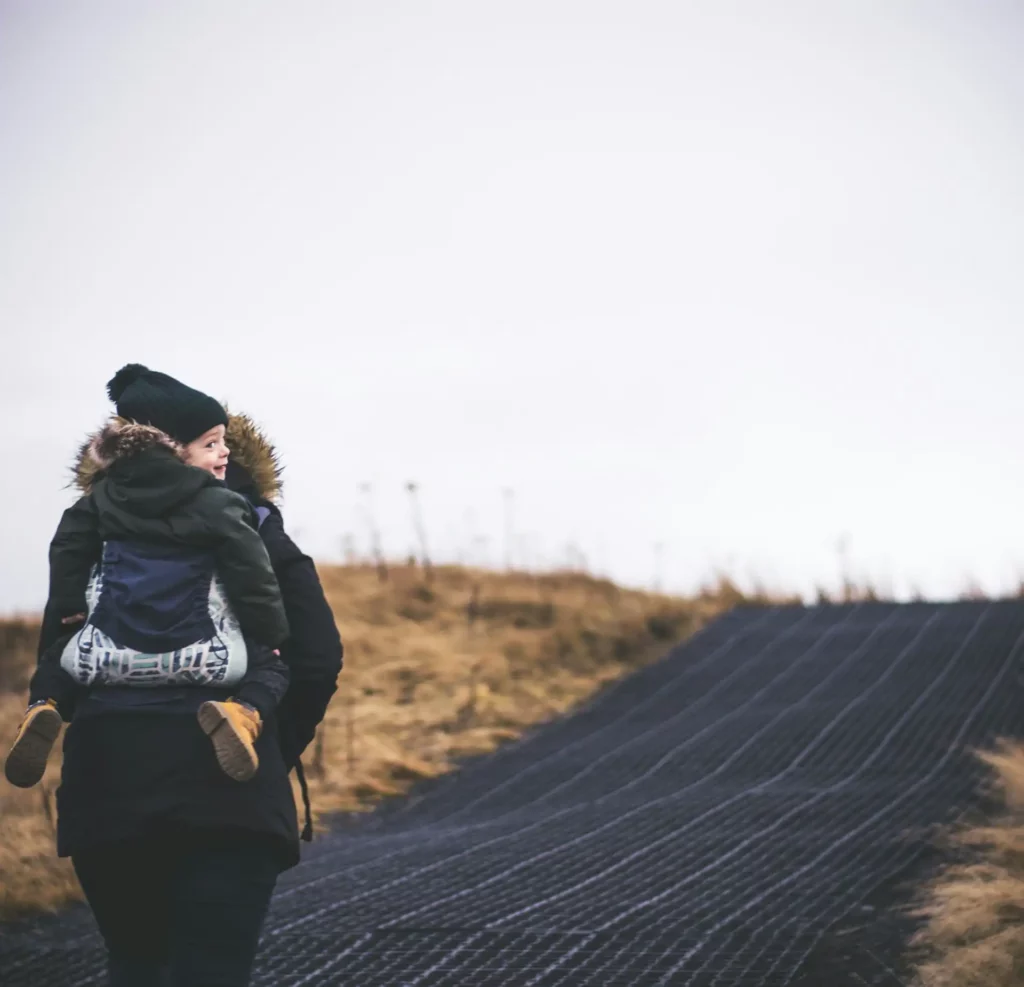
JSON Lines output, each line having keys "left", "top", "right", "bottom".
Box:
{"left": 33, "top": 418, "right": 290, "bottom": 716}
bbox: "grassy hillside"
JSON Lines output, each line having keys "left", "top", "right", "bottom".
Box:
{"left": 0, "top": 563, "right": 748, "bottom": 919}
{"left": 912, "top": 741, "right": 1024, "bottom": 987}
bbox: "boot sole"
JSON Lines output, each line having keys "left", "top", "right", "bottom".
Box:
{"left": 198, "top": 702, "right": 259, "bottom": 782}
{"left": 4, "top": 707, "right": 62, "bottom": 788}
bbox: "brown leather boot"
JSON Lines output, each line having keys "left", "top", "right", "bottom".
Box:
{"left": 4, "top": 699, "right": 62, "bottom": 788}
{"left": 197, "top": 700, "right": 262, "bottom": 781}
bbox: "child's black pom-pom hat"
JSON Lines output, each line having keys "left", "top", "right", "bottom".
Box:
{"left": 106, "top": 363, "right": 228, "bottom": 445}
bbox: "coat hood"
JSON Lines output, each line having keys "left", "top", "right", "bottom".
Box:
{"left": 224, "top": 411, "right": 284, "bottom": 504}
{"left": 72, "top": 412, "right": 283, "bottom": 503}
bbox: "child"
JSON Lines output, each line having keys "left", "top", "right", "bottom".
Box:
{"left": 4, "top": 364, "right": 291, "bottom": 788}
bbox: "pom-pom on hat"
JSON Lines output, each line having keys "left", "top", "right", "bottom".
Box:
{"left": 106, "top": 363, "right": 228, "bottom": 445}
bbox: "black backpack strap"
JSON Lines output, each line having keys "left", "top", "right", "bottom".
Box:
{"left": 293, "top": 756, "right": 314, "bottom": 842}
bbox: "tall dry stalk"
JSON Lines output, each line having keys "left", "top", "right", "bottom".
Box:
{"left": 358, "top": 483, "right": 389, "bottom": 582}
{"left": 405, "top": 482, "right": 432, "bottom": 582}
{"left": 502, "top": 487, "right": 515, "bottom": 571}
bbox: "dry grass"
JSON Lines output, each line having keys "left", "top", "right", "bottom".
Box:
{"left": 912, "top": 741, "right": 1024, "bottom": 987}
{"left": 0, "top": 620, "right": 80, "bottom": 919}
{"left": 0, "top": 563, "right": 748, "bottom": 920}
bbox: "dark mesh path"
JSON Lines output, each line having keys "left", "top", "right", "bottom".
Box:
{"left": 4, "top": 601, "right": 1023, "bottom": 986}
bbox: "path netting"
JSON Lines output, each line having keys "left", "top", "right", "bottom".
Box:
{"left": 4, "top": 600, "right": 1023, "bottom": 985}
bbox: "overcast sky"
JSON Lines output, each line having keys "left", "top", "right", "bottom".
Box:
{"left": 2, "top": 1, "right": 1023, "bottom": 610}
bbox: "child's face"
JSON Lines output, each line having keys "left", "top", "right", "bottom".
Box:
{"left": 184, "top": 425, "right": 229, "bottom": 480}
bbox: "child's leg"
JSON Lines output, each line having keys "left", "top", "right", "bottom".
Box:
{"left": 5, "top": 642, "right": 79, "bottom": 788}
{"left": 196, "top": 642, "right": 288, "bottom": 782}
{"left": 232, "top": 642, "right": 289, "bottom": 722}
{"left": 28, "top": 651, "right": 80, "bottom": 712}
{"left": 197, "top": 700, "right": 262, "bottom": 782}
{"left": 4, "top": 699, "right": 63, "bottom": 788}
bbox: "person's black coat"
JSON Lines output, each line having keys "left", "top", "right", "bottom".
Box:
{"left": 48, "top": 412, "right": 341, "bottom": 867}
{"left": 57, "top": 687, "right": 299, "bottom": 868}
{"left": 249, "top": 502, "right": 343, "bottom": 767}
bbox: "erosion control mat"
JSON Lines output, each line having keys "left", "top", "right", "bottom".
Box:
{"left": 3, "top": 601, "right": 1023, "bottom": 986}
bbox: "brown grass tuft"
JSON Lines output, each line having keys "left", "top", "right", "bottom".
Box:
{"left": 0, "top": 563, "right": 746, "bottom": 919}
{"left": 912, "top": 740, "right": 1024, "bottom": 987}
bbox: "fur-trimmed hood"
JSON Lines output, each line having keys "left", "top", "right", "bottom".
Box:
{"left": 72, "top": 412, "right": 283, "bottom": 502}
{"left": 224, "top": 411, "right": 284, "bottom": 503}
{"left": 85, "top": 419, "right": 185, "bottom": 475}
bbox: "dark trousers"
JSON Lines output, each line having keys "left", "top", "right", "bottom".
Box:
{"left": 72, "top": 832, "right": 280, "bottom": 987}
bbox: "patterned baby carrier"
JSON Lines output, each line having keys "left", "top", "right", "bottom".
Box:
{"left": 61, "top": 539, "right": 249, "bottom": 688}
